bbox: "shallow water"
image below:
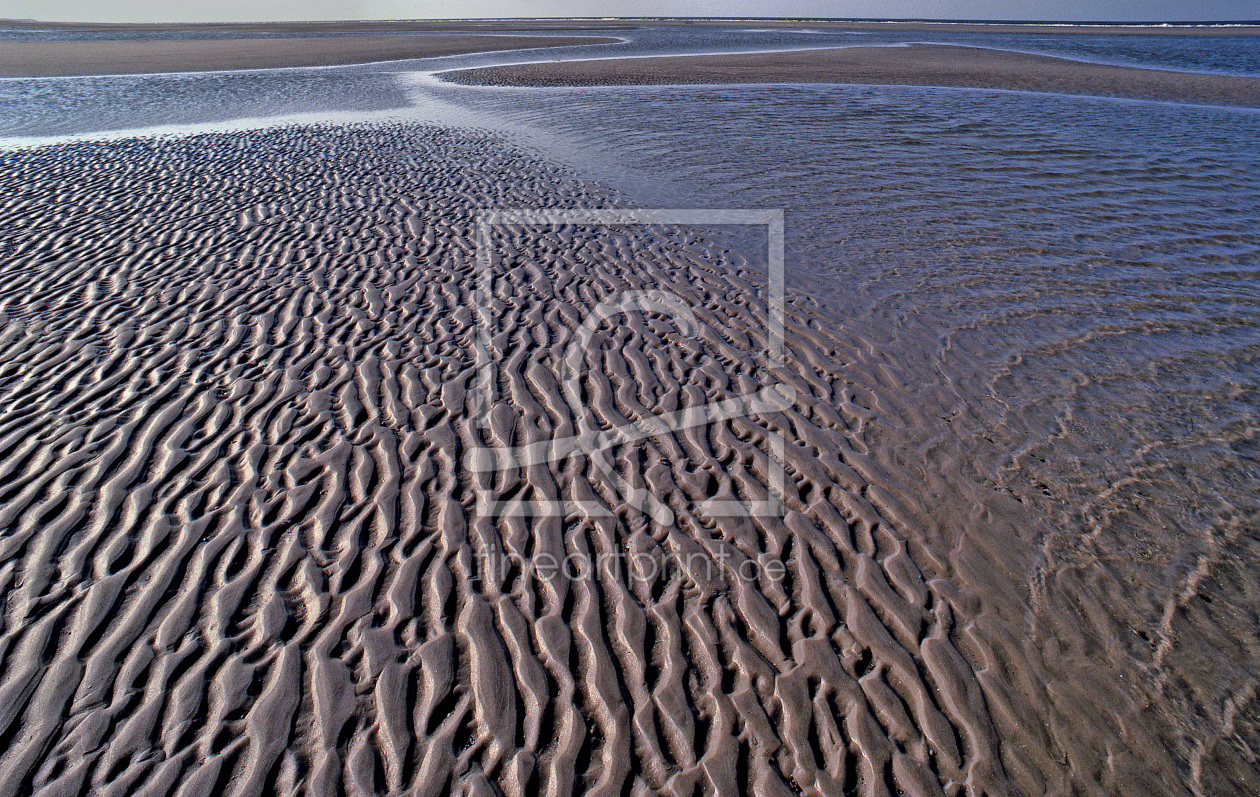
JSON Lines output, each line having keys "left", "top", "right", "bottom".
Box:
{"left": 5, "top": 21, "right": 1260, "bottom": 74}
{"left": 3, "top": 22, "right": 1260, "bottom": 140}
{"left": 419, "top": 75, "right": 1260, "bottom": 782}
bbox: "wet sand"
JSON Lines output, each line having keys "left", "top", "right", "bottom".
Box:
{"left": 0, "top": 18, "right": 1256, "bottom": 797}
{"left": 0, "top": 19, "right": 637, "bottom": 33}
{"left": 0, "top": 34, "right": 619, "bottom": 77}
{"left": 445, "top": 43, "right": 1260, "bottom": 107}
{"left": 701, "top": 19, "right": 1260, "bottom": 36}
{"left": 0, "top": 120, "right": 1234, "bottom": 796}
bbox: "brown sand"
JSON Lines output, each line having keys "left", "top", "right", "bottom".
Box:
{"left": 0, "top": 120, "right": 1236, "bottom": 796}
{"left": 445, "top": 43, "right": 1260, "bottom": 107}
{"left": 0, "top": 34, "right": 619, "bottom": 77}
{"left": 0, "top": 19, "right": 640, "bottom": 33}
{"left": 694, "top": 19, "right": 1260, "bottom": 36}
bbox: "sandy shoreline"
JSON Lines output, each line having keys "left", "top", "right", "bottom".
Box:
{"left": 699, "top": 19, "right": 1260, "bottom": 36}
{"left": 1, "top": 112, "right": 1249, "bottom": 794}
{"left": 0, "top": 120, "right": 1168, "bottom": 796}
{"left": 0, "top": 17, "right": 1256, "bottom": 797}
{"left": 0, "top": 34, "right": 619, "bottom": 77}
{"left": 444, "top": 43, "right": 1260, "bottom": 107}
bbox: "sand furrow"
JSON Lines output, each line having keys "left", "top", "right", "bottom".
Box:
{"left": 0, "top": 121, "right": 1206, "bottom": 797}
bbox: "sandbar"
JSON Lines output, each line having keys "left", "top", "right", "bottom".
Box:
{"left": 444, "top": 43, "right": 1260, "bottom": 107}
{"left": 0, "top": 33, "right": 620, "bottom": 77}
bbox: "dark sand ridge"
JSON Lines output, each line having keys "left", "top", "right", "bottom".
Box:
{"left": 444, "top": 43, "right": 1260, "bottom": 108}
{"left": 677, "top": 19, "right": 1260, "bottom": 36}
{"left": 0, "top": 34, "right": 620, "bottom": 77}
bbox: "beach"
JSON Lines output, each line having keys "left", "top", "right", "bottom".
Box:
{"left": 0, "top": 34, "right": 619, "bottom": 76}
{"left": 0, "top": 19, "right": 1257, "bottom": 797}
{"left": 0, "top": 121, "right": 1047, "bottom": 797}
{"left": 445, "top": 43, "right": 1260, "bottom": 107}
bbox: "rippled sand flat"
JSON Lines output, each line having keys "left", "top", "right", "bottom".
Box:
{"left": 0, "top": 120, "right": 1253, "bottom": 797}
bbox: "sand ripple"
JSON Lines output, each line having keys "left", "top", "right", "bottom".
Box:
{"left": 0, "top": 122, "right": 1239, "bottom": 796}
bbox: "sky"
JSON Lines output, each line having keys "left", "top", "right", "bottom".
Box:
{"left": 2, "top": 1, "right": 1257, "bottom": 24}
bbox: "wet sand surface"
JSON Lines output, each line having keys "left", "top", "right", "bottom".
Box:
{"left": 0, "top": 19, "right": 1258, "bottom": 797}
{"left": 0, "top": 34, "right": 620, "bottom": 77}
{"left": 0, "top": 19, "right": 637, "bottom": 33}
{"left": 696, "top": 20, "right": 1260, "bottom": 36}
{"left": 445, "top": 43, "right": 1260, "bottom": 107}
{"left": 0, "top": 119, "right": 1252, "bottom": 797}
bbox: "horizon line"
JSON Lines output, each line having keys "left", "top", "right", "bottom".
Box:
{"left": 3, "top": 16, "right": 1259, "bottom": 27}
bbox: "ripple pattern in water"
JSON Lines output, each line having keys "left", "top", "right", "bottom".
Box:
{"left": 408, "top": 82, "right": 1260, "bottom": 792}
